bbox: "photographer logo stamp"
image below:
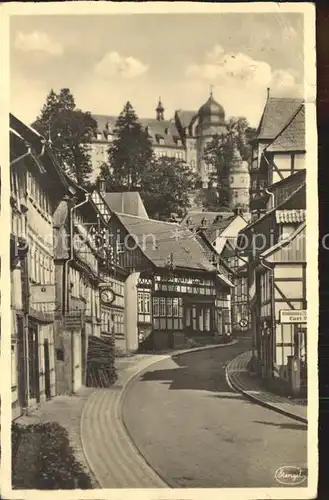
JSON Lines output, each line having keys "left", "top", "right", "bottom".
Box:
{"left": 275, "top": 466, "right": 307, "bottom": 486}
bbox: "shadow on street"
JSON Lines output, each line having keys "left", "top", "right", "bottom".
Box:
{"left": 253, "top": 420, "right": 307, "bottom": 431}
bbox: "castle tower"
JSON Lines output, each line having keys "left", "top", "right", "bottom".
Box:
{"left": 156, "top": 98, "right": 164, "bottom": 121}
{"left": 196, "top": 89, "right": 227, "bottom": 188}
{"left": 229, "top": 144, "right": 250, "bottom": 211}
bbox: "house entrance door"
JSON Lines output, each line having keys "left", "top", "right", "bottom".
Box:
{"left": 185, "top": 304, "right": 212, "bottom": 335}
{"left": 44, "top": 339, "right": 51, "bottom": 400}
{"left": 28, "top": 324, "right": 40, "bottom": 404}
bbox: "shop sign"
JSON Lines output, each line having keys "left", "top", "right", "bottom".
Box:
{"left": 64, "top": 311, "right": 84, "bottom": 330}
{"left": 280, "top": 310, "right": 307, "bottom": 324}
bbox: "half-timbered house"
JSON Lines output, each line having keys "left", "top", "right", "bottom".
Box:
{"left": 249, "top": 92, "right": 304, "bottom": 221}
{"left": 238, "top": 93, "right": 307, "bottom": 396}
{"left": 52, "top": 179, "right": 121, "bottom": 394}
{"left": 10, "top": 114, "right": 69, "bottom": 418}
{"left": 106, "top": 213, "right": 234, "bottom": 351}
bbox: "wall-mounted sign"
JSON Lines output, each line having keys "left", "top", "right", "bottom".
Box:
{"left": 64, "top": 311, "right": 84, "bottom": 331}
{"left": 30, "top": 284, "right": 55, "bottom": 304}
{"left": 239, "top": 318, "right": 248, "bottom": 328}
{"left": 100, "top": 287, "right": 115, "bottom": 306}
{"left": 280, "top": 310, "right": 307, "bottom": 324}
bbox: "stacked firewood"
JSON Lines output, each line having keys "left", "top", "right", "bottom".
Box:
{"left": 86, "top": 335, "right": 117, "bottom": 387}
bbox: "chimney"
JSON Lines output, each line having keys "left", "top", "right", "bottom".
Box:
{"left": 98, "top": 179, "right": 107, "bottom": 195}
{"left": 267, "top": 87, "right": 270, "bottom": 100}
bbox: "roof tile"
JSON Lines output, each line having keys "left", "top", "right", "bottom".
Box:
{"left": 275, "top": 209, "right": 306, "bottom": 224}
{"left": 266, "top": 105, "right": 305, "bottom": 152}
{"left": 256, "top": 97, "right": 303, "bottom": 140}
{"left": 115, "top": 213, "right": 215, "bottom": 272}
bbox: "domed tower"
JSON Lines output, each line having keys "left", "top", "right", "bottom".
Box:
{"left": 229, "top": 144, "right": 250, "bottom": 211}
{"left": 156, "top": 97, "right": 164, "bottom": 121}
{"left": 196, "top": 89, "right": 227, "bottom": 188}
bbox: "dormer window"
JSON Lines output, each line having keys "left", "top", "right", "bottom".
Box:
{"left": 158, "top": 137, "right": 164, "bottom": 145}
{"left": 97, "top": 133, "right": 102, "bottom": 141}
{"left": 177, "top": 139, "right": 182, "bottom": 146}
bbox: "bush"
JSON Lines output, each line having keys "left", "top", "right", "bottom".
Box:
{"left": 12, "top": 421, "right": 92, "bottom": 489}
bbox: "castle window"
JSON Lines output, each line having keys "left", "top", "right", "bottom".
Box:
{"left": 190, "top": 160, "right": 196, "bottom": 168}
{"left": 240, "top": 176, "right": 245, "bottom": 183}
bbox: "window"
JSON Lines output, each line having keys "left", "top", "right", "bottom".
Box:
{"left": 138, "top": 291, "right": 151, "bottom": 323}
{"left": 153, "top": 296, "right": 183, "bottom": 330}
{"left": 190, "top": 160, "right": 196, "bottom": 168}
{"left": 160, "top": 297, "right": 166, "bottom": 317}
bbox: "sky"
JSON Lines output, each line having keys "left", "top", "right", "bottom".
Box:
{"left": 10, "top": 12, "right": 304, "bottom": 127}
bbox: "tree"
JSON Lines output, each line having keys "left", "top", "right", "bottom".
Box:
{"left": 140, "top": 157, "right": 200, "bottom": 220}
{"left": 100, "top": 101, "right": 153, "bottom": 191}
{"left": 203, "top": 133, "right": 233, "bottom": 210}
{"left": 33, "top": 88, "right": 97, "bottom": 186}
{"left": 203, "top": 117, "right": 257, "bottom": 211}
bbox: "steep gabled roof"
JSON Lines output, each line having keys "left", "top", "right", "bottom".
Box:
{"left": 255, "top": 97, "right": 303, "bottom": 141}
{"left": 203, "top": 215, "right": 236, "bottom": 244}
{"left": 266, "top": 105, "right": 305, "bottom": 152}
{"left": 115, "top": 213, "right": 216, "bottom": 272}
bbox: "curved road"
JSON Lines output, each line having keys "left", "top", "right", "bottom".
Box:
{"left": 122, "top": 340, "right": 307, "bottom": 488}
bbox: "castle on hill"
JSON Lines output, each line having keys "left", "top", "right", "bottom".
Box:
{"left": 90, "top": 91, "right": 250, "bottom": 212}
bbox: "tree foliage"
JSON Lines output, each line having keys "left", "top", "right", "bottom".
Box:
{"left": 203, "top": 116, "right": 257, "bottom": 211}
{"left": 140, "top": 157, "right": 200, "bottom": 219}
{"left": 103, "top": 101, "right": 153, "bottom": 191}
{"left": 33, "top": 88, "right": 97, "bottom": 186}
{"left": 98, "top": 101, "right": 199, "bottom": 219}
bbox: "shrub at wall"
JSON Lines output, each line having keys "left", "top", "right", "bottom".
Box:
{"left": 12, "top": 421, "right": 92, "bottom": 489}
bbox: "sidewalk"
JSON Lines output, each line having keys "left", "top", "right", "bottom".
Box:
{"left": 14, "top": 340, "right": 239, "bottom": 489}
{"left": 81, "top": 340, "right": 239, "bottom": 488}
{"left": 14, "top": 387, "right": 99, "bottom": 487}
{"left": 225, "top": 351, "right": 307, "bottom": 424}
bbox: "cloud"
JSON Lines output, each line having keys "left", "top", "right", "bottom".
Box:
{"left": 14, "top": 31, "right": 63, "bottom": 56}
{"left": 186, "top": 44, "right": 296, "bottom": 92}
{"left": 10, "top": 74, "right": 48, "bottom": 124}
{"left": 94, "top": 51, "right": 148, "bottom": 80}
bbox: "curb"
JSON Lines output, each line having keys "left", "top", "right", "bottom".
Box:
{"left": 80, "top": 354, "right": 170, "bottom": 488}
{"left": 225, "top": 356, "right": 308, "bottom": 425}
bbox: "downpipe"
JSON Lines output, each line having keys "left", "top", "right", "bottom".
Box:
{"left": 63, "top": 192, "right": 90, "bottom": 314}
{"left": 64, "top": 193, "right": 90, "bottom": 394}
{"left": 10, "top": 148, "right": 32, "bottom": 167}
{"left": 259, "top": 257, "right": 276, "bottom": 379}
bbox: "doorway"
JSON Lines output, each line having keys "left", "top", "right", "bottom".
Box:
{"left": 28, "top": 324, "right": 40, "bottom": 403}
{"left": 185, "top": 304, "right": 212, "bottom": 335}
{"left": 44, "top": 339, "right": 51, "bottom": 400}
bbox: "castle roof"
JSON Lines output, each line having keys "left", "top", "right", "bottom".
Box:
{"left": 198, "top": 93, "right": 225, "bottom": 120}
{"left": 91, "top": 114, "right": 182, "bottom": 149}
